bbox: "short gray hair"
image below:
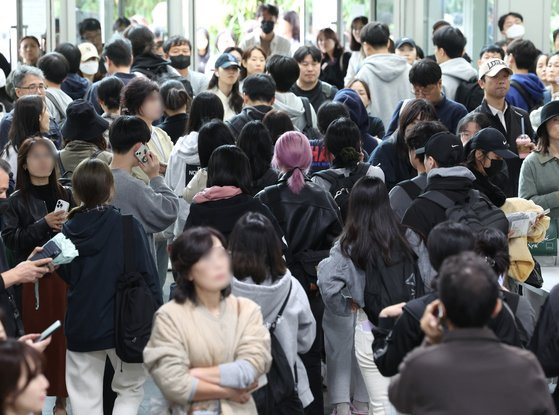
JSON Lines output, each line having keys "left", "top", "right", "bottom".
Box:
{"left": 6, "top": 65, "right": 45, "bottom": 100}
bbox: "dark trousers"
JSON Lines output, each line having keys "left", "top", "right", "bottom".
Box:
{"left": 103, "top": 357, "right": 117, "bottom": 414}
{"left": 301, "top": 291, "right": 324, "bottom": 415}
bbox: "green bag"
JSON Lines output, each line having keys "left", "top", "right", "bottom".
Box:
{"left": 529, "top": 218, "right": 558, "bottom": 256}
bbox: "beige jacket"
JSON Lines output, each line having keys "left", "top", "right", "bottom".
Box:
{"left": 143, "top": 295, "right": 272, "bottom": 415}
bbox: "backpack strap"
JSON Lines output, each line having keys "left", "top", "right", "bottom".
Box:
{"left": 122, "top": 215, "right": 136, "bottom": 275}
{"left": 418, "top": 190, "right": 456, "bottom": 210}
{"left": 312, "top": 169, "right": 341, "bottom": 188}
{"left": 91, "top": 149, "right": 103, "bottom": 159}
{"left": 56, "top": 152, "right": 67, "bottom": 178}
{"left": 45, "top": 89, "right": 67, "bottom": 122}
{"left": 300, "top": 97, "right": 313, "bottom": 131}
{"left": 269, "top": 281, "right": 293, "bottom": 333}
{"left": 510, "top": 80, "right": 537, "bottom": 110}
{"left": 398, "top": 179, "right": 422, "bottom": 200}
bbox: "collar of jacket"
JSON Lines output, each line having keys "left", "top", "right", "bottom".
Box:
{"left": 442, "top": 326, "right": 499, "bottom": 343}
{"left": 533, "top": 150, "right": 559, "bottom": 165}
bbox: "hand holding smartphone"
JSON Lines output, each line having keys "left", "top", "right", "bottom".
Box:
{"left": 35, "top": 320, "right": 61, "bottom": 343}
{"left": 29, "top": 240, "right": 62, "bottom": 262}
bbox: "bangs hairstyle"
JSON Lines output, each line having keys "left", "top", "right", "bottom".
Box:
{"left": 206, "top": 145, "right": 252, "bottom": 194}
{"left": 350, "top": 16, "right": 368, "bottom": 51}
{"left": 341, "top": 176, "right": 413, "bottom": 268}
{"left": 120, "top": 76, "right": 159, "bottom": 116}
{"left": 272, "top": 131, "right": 312, "bottom": 194}
{"left": 170, "top": 227, "right": 230, "bottom": 304}
{"left": 16, "top": 137, "right": 67, "bottom": 201}
{"left": 229, "top": 212, "right": 286, "bottom": 284}
{"left": 69, "top": 158, "right": 115, "bottom": 219}
{"left": 0, "top": 340, "right": 44, "bottom": 412}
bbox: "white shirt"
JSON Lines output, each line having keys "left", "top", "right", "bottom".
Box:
{"left": 488, "top": 101, "right": 508, "bottom": 132}
{"left": 210, "top": 86, "right": 238, "bottom": 121}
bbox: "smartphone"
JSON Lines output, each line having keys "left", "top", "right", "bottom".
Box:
{"left": 35, "top": 320, "right": 61, "bottom": 343}
{"left": 54, "top": 199, "right": 69, "bottom": 214}
{"left": 134, "top": 144, "right": 149, "bottom": 164}
{"left": 29, "top": 240, "right": 61, "bottom": 262}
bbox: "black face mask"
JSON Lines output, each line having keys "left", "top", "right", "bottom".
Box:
{"left": 170, "top": 54, "right": 191, "bottom": 69}
{"left": 261, "top": 20, "right": 275, "bottom": 35}
{"left": 484, "top": 158, "right": 504, "bottom": 177}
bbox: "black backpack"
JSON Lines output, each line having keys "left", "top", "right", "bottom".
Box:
{"left": 312, "top": 162, "right": 370, "bottom": 221}
{"left": 418, "top": 189, "right": 509, "bottom": 235}
{"left": 363, "top": 251, "right": 424, "bottom": 326}
{"left": 397, "top": 179, "right": 422, "bottom": 201}
{"left": 114, "top": 215, "right": 159, "bottom": 363}
{"left": 451, "top": 75, "right": 485, "bottom": 112}
{"left": 510, "top": 80, "right": 543, "bottom": 113}
{"left": 253, "top": 282, "right": 304, "bottom": 415}
{"left": 300, "top": 97, "right": 321, "bottom": 140}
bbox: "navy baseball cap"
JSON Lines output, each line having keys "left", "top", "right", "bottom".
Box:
{"left": 415, "top": 131, "right": 463, "bottom": 166}
{"left": 215, "top": 53, "right": 240, "bottom": 70}
{"left": 466, "top": 128, "right": 518, "bottom": 159}
{"left": 395, "top": 37, "right": 416, "bottom": 49}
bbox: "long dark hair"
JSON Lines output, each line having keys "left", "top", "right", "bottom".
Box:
{"left": 16, "top": 137, "right": 67, "bottom": 201}
{"left": 229, "top": 212, "right": 287, "bottom": 284}
{"left": 350, "top": 16, "right": 368, "bottom": 51}
{"left": 0, "top": 340, "right": 45, "bottom": 414}
{"left": 340, "top": 176, "right": 413, "bottom": 268}
{"left": 170, "top": 227, "right": 231, "bottom": 304}
{"left": 208, "top": 72, "right": 243, "bottom": 114}
{"left": 283, "top": 11, "right": 300, "bottom": 42}
{"left": 395, "top": 99, "right": 437, "bottom": 161}
{"left": 186, "top": 92, "right": 225, "bottom": 134}
{"left": 207, "top": 145, "right": 252, "bottom": 194}
{"left": 237, "top": 121, "right": 274, "bottom": 181}
{"left": 7, "top": 95, "right": 44, "bottom": 153}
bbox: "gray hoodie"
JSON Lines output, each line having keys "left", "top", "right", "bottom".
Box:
{"left": 355, "top": 54, "right": 413, "bottom": 127}
{"left": 273, "top": 91, "right": 317, "bottom": 132}
{"left": 230, "top": 271, "right": 316, "bottom": 407}
{"left": 439, "top": 57, "right": 478, "bottom": 101}
{"left": 164, "top": 131, "right": 200, "bottom": 237}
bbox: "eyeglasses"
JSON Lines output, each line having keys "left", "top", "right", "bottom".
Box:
{"left": 412, "top": 85, "right": 436, "bottom": 97}
{"left": 17, "top": 84, "right": 46, "bottom": 92}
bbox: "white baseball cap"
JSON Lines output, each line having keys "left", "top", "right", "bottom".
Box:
{"left": 478, "top": 58, "right": 513, "bottom": 80}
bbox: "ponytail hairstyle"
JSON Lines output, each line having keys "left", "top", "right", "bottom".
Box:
{"left": 159, "top": 79, "right": 192, "bottom": 113}
{"left": 272, "top": 131, "right": 312, "bottom": 194}
{"left": 324, "top": 117, "right": 362, "bottom": 168}
{"left": 474, "top": 228, "right": 510, "bottom": 278}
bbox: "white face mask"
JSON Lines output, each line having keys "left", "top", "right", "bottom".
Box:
{"left": 506, "top": 24, "right": 525, "bottom": 39}
{"left": 80, "top": 61, "right": 98, "bottom": 75}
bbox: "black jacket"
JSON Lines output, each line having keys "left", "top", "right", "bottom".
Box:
{"left": 0, "top": 237, "right": 23, "bottom": 338}
{"left": 225, "top": 105, "right": 273, "bottom": 139}
{"left": 319, "top": 51, "right": 351, "bottom": 90}
{"left": 530, "top": 284, "right": 559, "bottom": 409}
{"left": 256, "top": 174, "right": 342, "bottom": 257}
{"left": 472, "top": 100, "right": 534, "bottom": 197}
{"left": 184, "top": 193, "right": 283, "bottom": 241}
{"left": 402, "top": 167, "right": 476, "bottom": 240}
{"left": 469, "top": 167, "right": 507, "bottom": 208}
{"left": 249, "top": 168, "right": 278, "bottom": 196}
{"left": 59, "top": 207, "right": 162, "bottom": 352}
{"left": 156, "top": 113, "right": 188, "bottom": 144}
{"left": 2, "top": 188, "right": 73, "bottom": 263}
{"left": 373, "top": 290, "right": 523, "bottom": 377}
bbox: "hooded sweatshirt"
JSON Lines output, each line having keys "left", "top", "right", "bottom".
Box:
{"left": 402, "top": 166, "right": 477, "bottom": 240}
{"left": 439, "top": 57, "right": 478, "bottom": 101}
{"left": 59, "top": 207, "right": 162, "bottom": 352}
{"left": 273, "top": 91, "right": 317, "bottom": 132}
{"left": 506, "top": 73, "right": 546, "bottom": 112}
{"left": 333, "top": 88, "right": 379, "bottom": 155}
{"left": 61, "top": 73, "right": 90, "bottom": 100}
{"left": 165, "top": 131, "right": 200, "bottom": 238}
{"left": 355, "top": 54, "right": 413, "bottom": 127}
{"left": 230, "top": 271, "right": 316, "bottom": 407}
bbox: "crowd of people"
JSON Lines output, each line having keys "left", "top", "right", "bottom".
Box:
{"left": 1, "top": 5, "right": 559, "bottom": 415}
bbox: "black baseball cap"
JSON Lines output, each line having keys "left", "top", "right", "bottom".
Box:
{"left": 466, "top": 128, "right": 518, "bottom": 159}
{"left": 415, "top": 131, "right": 463, "bottom": 166}
{"left": 215, "top": 53, "right": 240, "bottom": 70}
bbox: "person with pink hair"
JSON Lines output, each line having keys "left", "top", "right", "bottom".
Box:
{"left": 256, "top": 131, "right": 342, "bottom": 415}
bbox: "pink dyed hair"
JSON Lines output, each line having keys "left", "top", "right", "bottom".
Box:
{"left": 272, "top": 131, "right": 312, "bottom": 194}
